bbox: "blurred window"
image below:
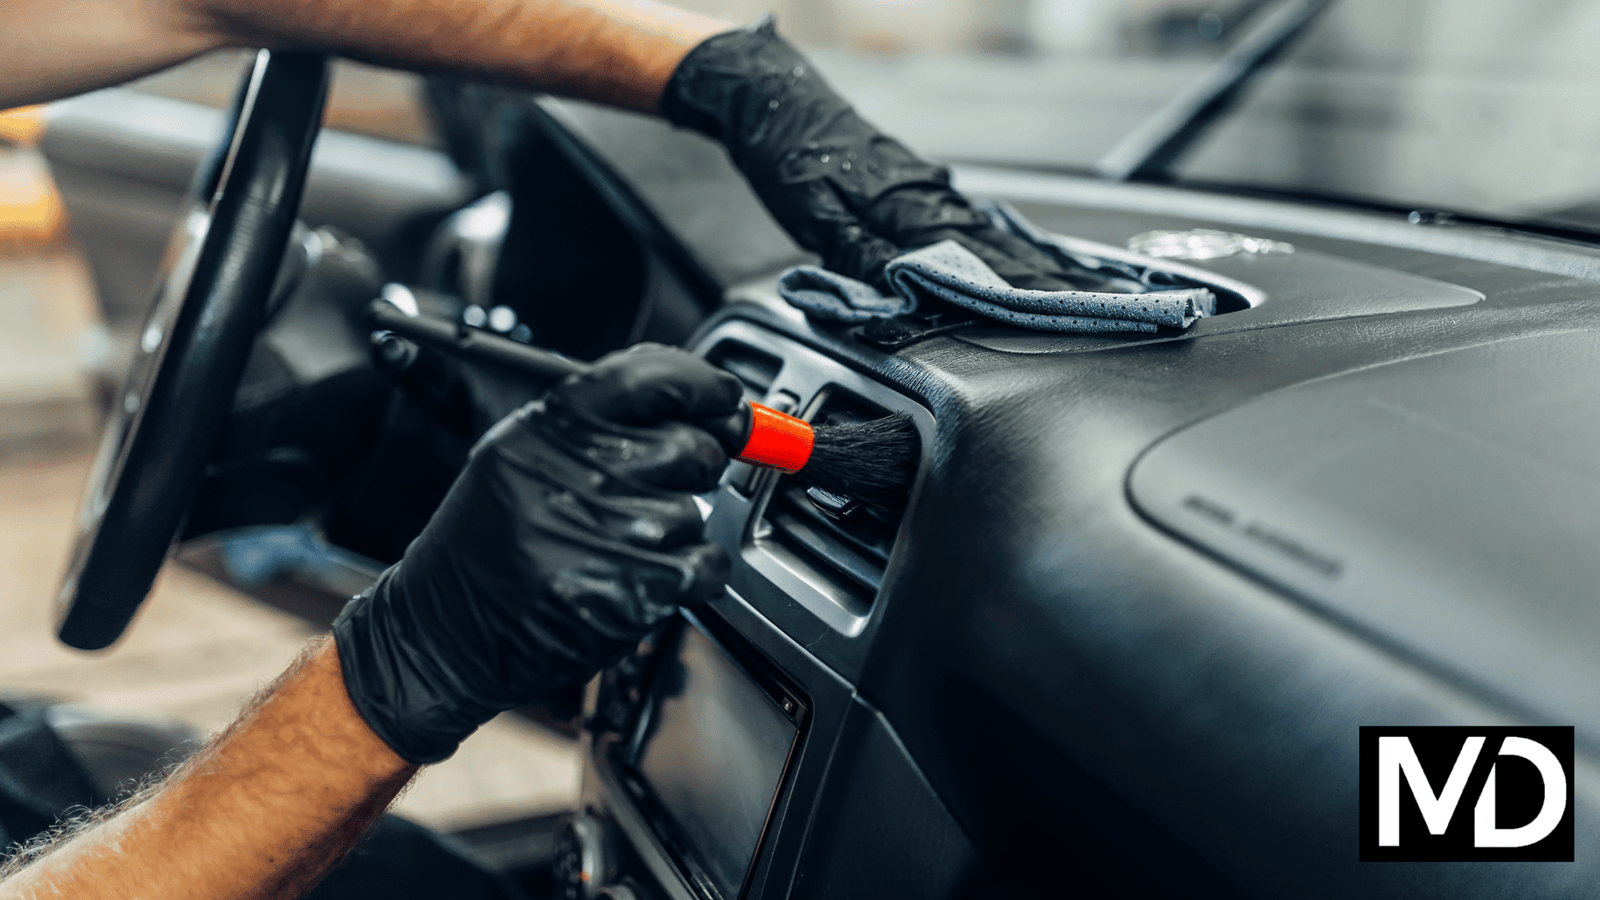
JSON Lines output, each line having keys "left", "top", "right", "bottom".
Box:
{"left": 675, "top": 0, "right": 1266, "bottom": 171}
{"left": 683, "top": 0, "right": 1600, "bottom": 233}
{"left": 1174, "top": 0, "right": 1600, "bottom": 231}
{"left": 129, "top": 50, "right": 439, "bottom": 148}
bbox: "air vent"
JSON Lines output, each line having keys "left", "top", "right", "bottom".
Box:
{"left": 706, "top": 340, "right": 782, "bottom": 399}
{"left": 755, "top": 389, "right": 914, "bottom": 606}
{"left": 694, "top": 317, "right": 934, "bottom": 641}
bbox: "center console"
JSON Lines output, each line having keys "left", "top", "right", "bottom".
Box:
{"left": 552, "top": 315, "right": 984, "bottom": 900}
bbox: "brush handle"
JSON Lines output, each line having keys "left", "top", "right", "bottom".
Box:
{"left": 369, "top": 299, "right": 582, "bottom": 381}
{"left": 367, "top": 300, "right": 812, "bottom": 470}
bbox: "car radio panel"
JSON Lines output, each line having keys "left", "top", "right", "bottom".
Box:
{"left": 623, "top": 618, "right": 806, "bottom": 900}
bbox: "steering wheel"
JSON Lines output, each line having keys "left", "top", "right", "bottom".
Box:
{"left": 56, "top": 51, "right": 330, "bottom": 650}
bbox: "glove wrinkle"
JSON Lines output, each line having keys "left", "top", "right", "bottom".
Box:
{"left": 333, "top": 346, "right": 733, "bottom": 765}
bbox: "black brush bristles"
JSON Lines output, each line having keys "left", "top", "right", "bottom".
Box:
{"left": 798, "top": 412, "right": 919, "bottom": 509}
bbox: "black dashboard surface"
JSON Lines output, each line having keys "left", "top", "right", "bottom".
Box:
{"left": 1131, "top": 330, "right": 1600, "bottom": 743}
{"left": 702, "top": 209, "right": 1600, "bottom": 897}
{"left": 541, "top": 99, "right": 1600, "bottom": 897}
{"left": 849, "top": 241, "right": 1600, "bottom": 896}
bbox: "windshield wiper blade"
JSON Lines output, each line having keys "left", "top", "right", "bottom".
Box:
{"left": 1095, "top": 0, "right": 1335, "bottom": 182}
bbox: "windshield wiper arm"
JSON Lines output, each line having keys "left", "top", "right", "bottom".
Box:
{"left": 1095, "top": 0, "right": 1335, "bottom": 182}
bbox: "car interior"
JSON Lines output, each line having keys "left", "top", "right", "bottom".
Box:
{"left": 32, "top": 1, "right": 1600, "bottom": 896}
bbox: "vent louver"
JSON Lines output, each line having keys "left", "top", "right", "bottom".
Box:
{"left": 756, "top": 390, "right": 913, "bottom": 607}
{"left": 696, "top": 321, "right": 931, "bottom": 639}
{"left": 706, "top": 340, "right": 782, "bottom": 399}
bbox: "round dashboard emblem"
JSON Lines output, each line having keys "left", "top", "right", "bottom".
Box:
{"left": 1127, "top": 228, "right": 1295, "bottom": 261}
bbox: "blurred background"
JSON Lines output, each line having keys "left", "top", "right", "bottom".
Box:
{"left": 5, "top": 0, "right": 1600, "bottom": 833}
{"left": 0, "top": 59, "right": 565, "bottom": 833}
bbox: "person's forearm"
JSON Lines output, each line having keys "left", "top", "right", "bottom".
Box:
{"left": 195, "top": 0, "right": 729, "bottom": 112}
{"left": 0, "top": 637, "right": 418, "bottom": 900}
{"left": 1, "top": 0, "right": 729, "bottom": 112}
{"left": 0, "top": 0, "right": 217, "bottom": 108}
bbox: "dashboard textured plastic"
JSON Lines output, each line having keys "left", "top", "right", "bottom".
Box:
{"left": 1131, "top": 331, "right": 1600, "bottom": 742}
{"left": 688, "top": 253, "right": 1600, "bottom": 898}
{"left": 542, "top": 100, "right": 1600, "bottom": 898}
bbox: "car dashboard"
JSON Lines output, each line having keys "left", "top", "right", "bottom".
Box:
{"left": 542, "top": 102, "right": 1600, "bottom": 894}
{"left": 39, "top": 79, "right": 1600, "bottom": 900}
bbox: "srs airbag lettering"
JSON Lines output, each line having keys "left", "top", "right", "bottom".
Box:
{"left": 1181, "top": 494, "right": 1343, "bottom": 579}
{"left": 1182, "top": 493, "right": 1235, "bottom": 526}
{"left": 1241, "top": 522, "right": 1343, "bottom": 579}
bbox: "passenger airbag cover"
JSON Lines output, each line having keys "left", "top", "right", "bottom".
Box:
{"left": 1129, "top": 330, "right": 1600, "bottom": 735}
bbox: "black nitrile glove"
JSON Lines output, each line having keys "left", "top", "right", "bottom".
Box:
{"left": 332, "top": 345, "right": 743, "bottom": 764}
{"left": 661, "top": 18, "right": 1121, "bottom": 295}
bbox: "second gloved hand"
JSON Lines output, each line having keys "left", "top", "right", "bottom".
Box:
{"left": 660, "top": 18, "right": 1128, "bottom": 296}
{"left": 332, "top": 345, "right": 744, "bottom": 764}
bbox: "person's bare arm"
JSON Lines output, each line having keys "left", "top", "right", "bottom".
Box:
{"left": 1, "top": 0, "right": 728, "bottom": 110}
{"left": 0, "top": 637, "right": 418, "bottom": 900}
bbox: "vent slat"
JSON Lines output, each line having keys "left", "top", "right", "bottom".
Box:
{"left": 754, "top": 389, "right": 912, "bottom": 605}
{"left": 706, "top": 340, "right": 782, "bottom": 396}
{"left": 766, "top": 508, "right": 884, "bottom": 593}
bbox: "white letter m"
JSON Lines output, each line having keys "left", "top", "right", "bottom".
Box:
{"left": 1378, "top": 735, "right": 1484, "bottom": 846}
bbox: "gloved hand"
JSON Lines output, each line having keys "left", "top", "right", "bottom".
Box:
{"left": 332, "top": 344, "right": 744, "bottom": 764}
{"left": 660, "top": 17, "right": 1121, "bottom": 295}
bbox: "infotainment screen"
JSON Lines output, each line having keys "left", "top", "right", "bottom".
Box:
{"left": 632, "top": 623, "right": 803, "bottom": 900}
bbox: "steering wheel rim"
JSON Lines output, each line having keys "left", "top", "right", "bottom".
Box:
{"left": 57, "top": 51, "right": 330, "bottom": 650}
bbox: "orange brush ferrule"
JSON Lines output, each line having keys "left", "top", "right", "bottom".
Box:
{"left": 737, "top": 403, "right": 814, "bottom": 474}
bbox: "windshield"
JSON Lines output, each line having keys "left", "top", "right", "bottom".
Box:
{"left": 676, "top": 0, "right": 1254, "bottom": 168}
{"left": 1173, "top": 0, "right": 1600, "bottom": 232}
{"left": 680, "top": 0, "right": 1600, "bottom": 233}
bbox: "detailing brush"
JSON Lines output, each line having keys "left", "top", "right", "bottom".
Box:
{"left": 805, "top": 413, "right": 918, "bottom": 509}
{"left": 367, "top": 299, "right": 920, "bottom": 507}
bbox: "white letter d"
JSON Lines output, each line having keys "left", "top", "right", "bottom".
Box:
{"left": 1475, "top": 736, "right": 1567, "bottom": 848}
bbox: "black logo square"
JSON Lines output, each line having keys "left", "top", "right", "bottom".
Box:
{"left": 1359, "top": 726, "right": 1574, "bottom": 861}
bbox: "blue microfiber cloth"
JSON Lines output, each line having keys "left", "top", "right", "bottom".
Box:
{"left": 778, "top": 202, "right": 1216, "bottom": 334}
